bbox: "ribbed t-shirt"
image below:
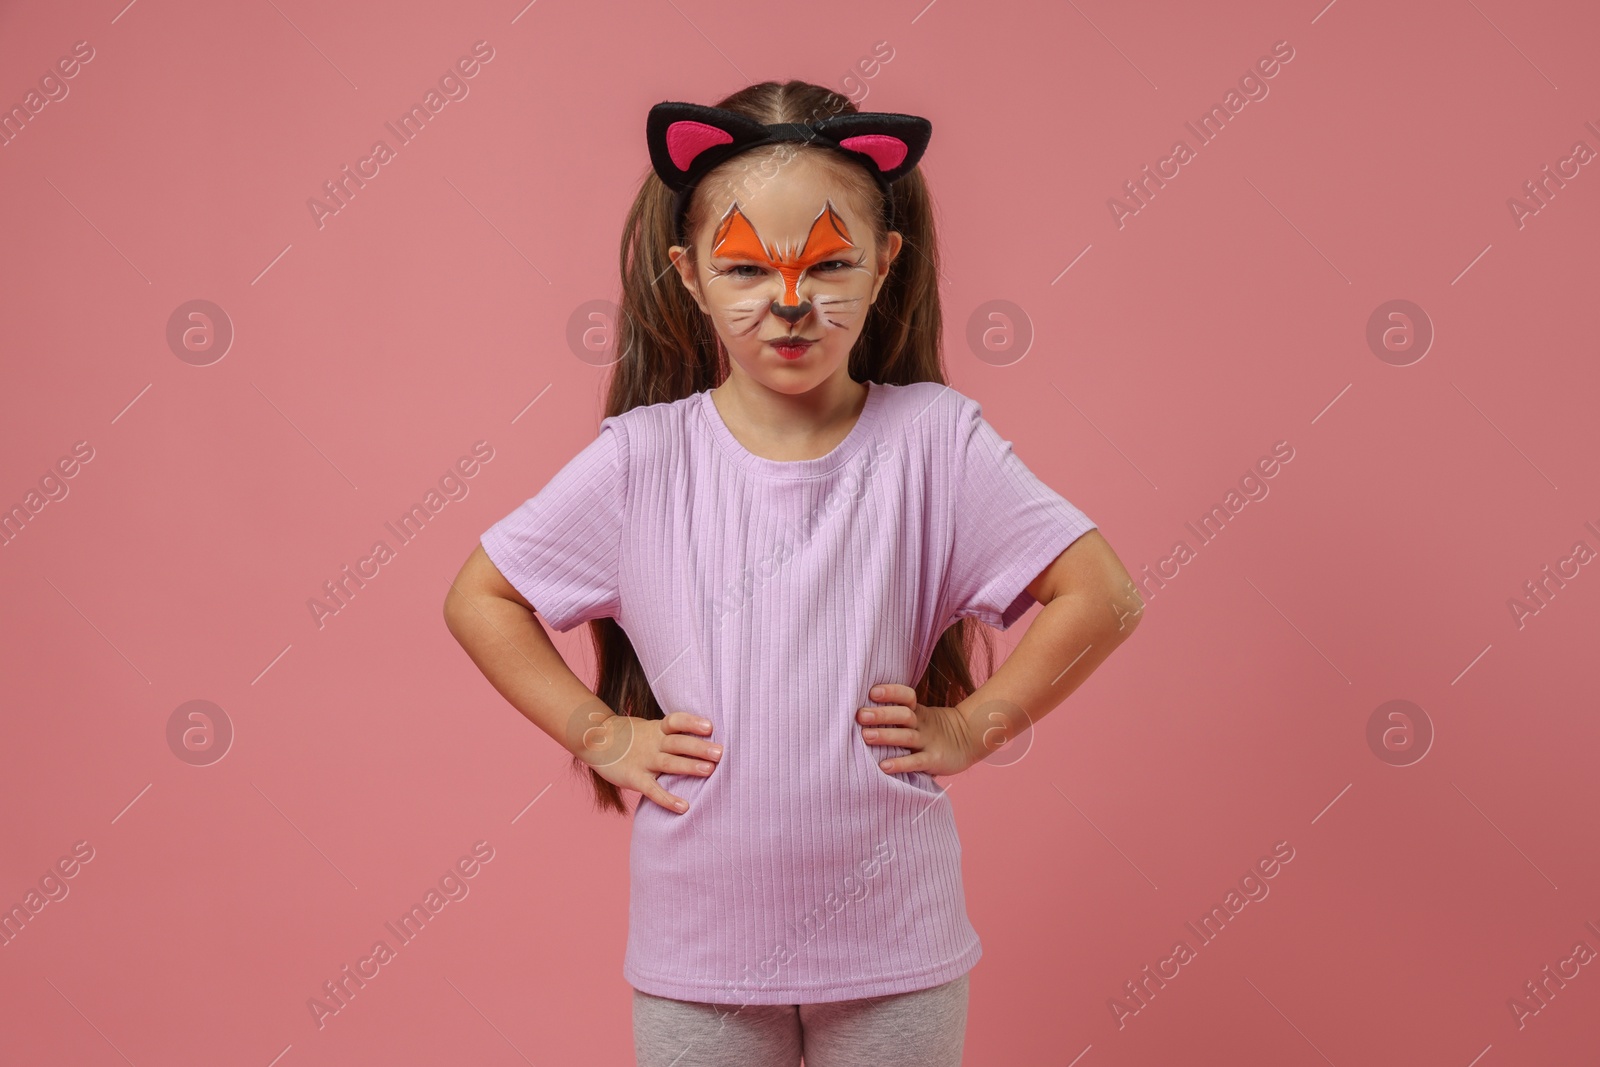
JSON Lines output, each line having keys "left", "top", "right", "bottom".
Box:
{"left": 480, "top": 379, "right": 1097, "bottom": 1005}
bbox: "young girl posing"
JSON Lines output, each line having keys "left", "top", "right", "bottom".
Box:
{"left": 445, "top": 80, "right": 1143, "bottom": 1067}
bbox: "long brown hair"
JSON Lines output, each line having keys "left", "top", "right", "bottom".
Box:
{"left": 578, "top": 79, "right": 994, "bottom": 814}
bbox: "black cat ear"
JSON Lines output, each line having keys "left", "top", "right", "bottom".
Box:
{"left": 646, "top": 101, "right": 772, "bottom": 191}
{"left": 811, "top": 112, "right": 932, "bottom": 183}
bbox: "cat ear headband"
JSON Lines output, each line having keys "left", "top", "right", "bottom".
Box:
{"left": 645, "top": 100, "right": 933, "bottom": 247}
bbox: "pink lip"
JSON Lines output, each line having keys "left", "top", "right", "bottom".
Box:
{"left": 770, "top": 339, "right": 815, "bottom": 360}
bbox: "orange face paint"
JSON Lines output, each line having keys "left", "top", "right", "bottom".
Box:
{"left": 708, "top": 199, "right": 858, "bottom": 306}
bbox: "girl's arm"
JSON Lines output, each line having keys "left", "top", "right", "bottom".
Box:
{"left": 863, "top": 530, "right": 1144, "bottom": 777}
{"left": 958, "top": 529, "right": 1143, "bottom": 760}
{"left": 444, "top": 544, "right": 724, "bottom": 814}
{"left": 443, "top": 544, "right": 602, "bottom": 758}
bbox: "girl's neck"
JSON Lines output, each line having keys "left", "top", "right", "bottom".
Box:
{"left": 709, "top": 372, "right": 870, "bottom": 463}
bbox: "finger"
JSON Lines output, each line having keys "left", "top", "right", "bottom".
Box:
{"left": 655, "top": 753, "right": 718, "bottom": 777}
{"left": 858, "top": 702, "right": 915, "bottom": 727}
{"left": 662, "top": 710, "right": 714, "bottom": 735}
{"left": 860, "top": 726, "right": 921, "bottom": 749}
{"left": 641, "top": 778, "right": 690, "bottom": 813}
{"left": 878, "top": 750, "right": 927, "bottom": 774}
{"left": 661, "top": 733, "right": 724, "bottom": 762}
{"left": 867, "top": 683, "right": 918, "bottom": 709}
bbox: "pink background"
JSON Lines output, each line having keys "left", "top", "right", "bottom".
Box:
{"left": 3, "top": 0, "right": 1598, "bottom": 1064}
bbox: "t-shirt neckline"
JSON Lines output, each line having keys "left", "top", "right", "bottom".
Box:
{"left": 698, "top": 380, "right": 885, "bottom": 480}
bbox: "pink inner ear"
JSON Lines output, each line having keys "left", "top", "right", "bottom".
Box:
{"left": 837, "top": 134, "right": 908, "bottom": 172}
{"left": 666, "top": 120, "right": 734, "bottom": 171}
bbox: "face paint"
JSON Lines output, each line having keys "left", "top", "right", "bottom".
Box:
{"left": 708, "top": 197, "right": 860, "bottom": 306}
{"left": 703, "top": 198, "right": 876, "bottom": 341}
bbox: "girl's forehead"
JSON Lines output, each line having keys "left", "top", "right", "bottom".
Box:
{"left": 697, "top": 153, "right": 872, "bottom": 249}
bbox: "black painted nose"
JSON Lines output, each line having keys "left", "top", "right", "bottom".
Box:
{"left": 770, "top": 299, "right": 812, "bottom": 324}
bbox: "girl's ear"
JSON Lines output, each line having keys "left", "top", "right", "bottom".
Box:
{"left": 870, "top": 231, "right": 904, "bottom": 305}
{"left": 667, "top": 245, "right": 708, "bottom": 313}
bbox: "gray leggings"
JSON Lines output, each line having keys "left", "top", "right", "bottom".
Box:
{"left": 632, "top": 971, "right": 970, "bottom": 1067}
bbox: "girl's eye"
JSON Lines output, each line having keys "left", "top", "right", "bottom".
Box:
{"left": 720, "top": 260, "right": 856, "bottom": 278}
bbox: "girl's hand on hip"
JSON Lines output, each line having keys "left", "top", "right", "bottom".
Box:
{"left": 857, "top": 683, "right": 981, "bottom": 779}
{"left": 572, "top": 709, "right": 722, "bottom": 814}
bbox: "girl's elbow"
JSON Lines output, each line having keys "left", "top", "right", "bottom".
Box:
{"left": 442, "top": 593, "right": 468, "bottom": 638}
{"left": 1101, "top": 574, "right": 1145, "bottom": 640}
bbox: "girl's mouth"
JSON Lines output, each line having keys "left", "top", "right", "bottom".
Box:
{"left": 770, "top": 338, "right": 816, "bottom": 360}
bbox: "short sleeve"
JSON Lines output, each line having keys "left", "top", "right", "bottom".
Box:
{"left": 479, "top": 419, "right": 629, "bottom": 632}
{"left": 941, "top": 397, "right": 1097, "bottom": 630}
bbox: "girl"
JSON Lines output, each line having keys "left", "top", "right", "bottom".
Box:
{"left": 445, "top": 80, "right": 1143, "bottom": 1067}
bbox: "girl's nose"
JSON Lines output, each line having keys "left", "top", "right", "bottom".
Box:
{"left": 770, "top": 299, "right": 812, "bottom": 324}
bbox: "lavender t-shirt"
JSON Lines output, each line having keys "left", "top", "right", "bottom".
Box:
{"left": 480, "top": 380, "right": 1097, "bottom": 1004}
